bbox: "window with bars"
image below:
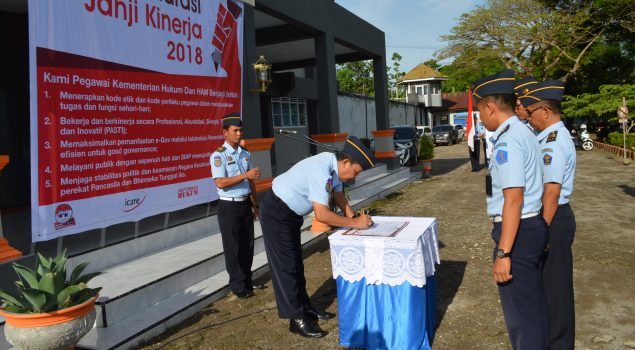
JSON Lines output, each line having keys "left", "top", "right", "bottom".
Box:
{"left": 271, "top": 97, "right": 308, "bottom": 128}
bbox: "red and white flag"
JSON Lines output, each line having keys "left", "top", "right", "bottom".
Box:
{"left": 466, "top": 89, "right": 475, "bottom": 151}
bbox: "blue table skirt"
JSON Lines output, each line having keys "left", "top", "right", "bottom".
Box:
{"left": 336, "top": 276, "right": 436, "bottom": 350}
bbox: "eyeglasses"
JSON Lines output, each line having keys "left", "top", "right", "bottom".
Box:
{"left": 525, "top": 105, "right": 550, "bottom": 118}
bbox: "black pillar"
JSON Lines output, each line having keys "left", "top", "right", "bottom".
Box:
{"left": 242, "top": 6, "right": 263, "bottom": 138}
{"left": 314, "top": 33, "right": 339, "bottom": 133}
{"left": 373, "top": 55, "right": 389, "bottom": 130}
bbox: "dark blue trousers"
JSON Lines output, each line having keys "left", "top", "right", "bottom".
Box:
{"left": 542, "top": 204, "right": 576, "bottom": 350}
{"left": 259, "top": 190, "right": 310, "bottom": 319}
{"left": 217, "top": 200, "right": 255, "bottom": 294}
{"left": 492, "top": 216, "right": 549, "bottom": 350}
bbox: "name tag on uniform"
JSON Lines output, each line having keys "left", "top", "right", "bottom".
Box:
{"left": 486, "top": 174, "right": 492, "bottom": 197}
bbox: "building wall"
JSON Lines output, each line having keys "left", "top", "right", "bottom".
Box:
{"left": 337, "top": 93, "right": 423, "bottom": 139}
{"left": 337, "top": 94, "right": 377, "bottom": 140}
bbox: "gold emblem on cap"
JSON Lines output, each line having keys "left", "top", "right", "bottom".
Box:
{"left": 523, "top": 88, "right": 529, "bottom": 94}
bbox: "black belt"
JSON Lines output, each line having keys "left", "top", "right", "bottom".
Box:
{"left": 558, "top": 203, "right": 570, "bottom": 208}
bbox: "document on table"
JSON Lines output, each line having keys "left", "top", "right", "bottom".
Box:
{"left": 343, "top": 221, "right": 409, "bottom": 237}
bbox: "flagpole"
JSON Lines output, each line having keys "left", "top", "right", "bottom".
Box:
{"left": 467, "top": 89, "right": 474, "bottom": 152}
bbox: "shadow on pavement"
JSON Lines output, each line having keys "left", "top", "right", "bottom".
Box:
{"left": 431, "top": 158, "right": 469, "bottom": 176}
{"left": 617, "top": 184, "right": 635, "bottom": 198}
{"left": 310, "top": 277, "right": 338, "bottom": 311}
{"left": 434, "top": 260, "right": 467, "bottom": 332}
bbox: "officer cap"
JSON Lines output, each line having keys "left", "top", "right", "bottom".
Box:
{"left": 471, "top": 69, "right": 516, "bottom": 105}
{"left": 342, "top": 136, "right": 376, "bottom": 171}
{"left": 222, "top": 112, "right": 242, "bottom": 128}
{"left": 521, "top": 80, "right": 565, "bottom": 107}
{"left": 515, "top": 77, "right": 541, "bottom": 107}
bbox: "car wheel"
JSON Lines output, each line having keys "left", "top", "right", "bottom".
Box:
{"left": 409, "top": 149, "right": 418, "bottom": 166}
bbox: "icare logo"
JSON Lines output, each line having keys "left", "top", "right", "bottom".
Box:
{"left": 178, "top": 186, "right": 199, "bottom": 199}
{"left": 54, "top": 204, "right": 76, "bottom": 230}
{"left": 123, "top": 192, "right": 146, "bottom": 212}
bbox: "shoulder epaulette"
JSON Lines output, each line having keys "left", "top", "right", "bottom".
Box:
{"left": 546, "top": 131, "right": 558, "bottom": 143}
{"left": 216, "top": 146, "right": 226, "bottom": 152}
{"left": 241, "top": 145, "right": 248, "bottom": 152}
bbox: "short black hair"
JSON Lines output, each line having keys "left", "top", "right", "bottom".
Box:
{"left": 539, "top": 99, "right": 562, "bottom": 115}
{"left": 336, "top": 151, "right": 359, "bottom": 165}
{"left": 479, "top": 94, "right": 517, "bottom": 112}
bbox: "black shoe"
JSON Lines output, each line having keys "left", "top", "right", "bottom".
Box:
{"left": 289, "top": 318, "right": 328, "bottom": 338}
{"left": 235, "top": 290, "right": 254, "bottom": 299}
{"left": 304, "top": 305, "right": 336, "bottom": 320}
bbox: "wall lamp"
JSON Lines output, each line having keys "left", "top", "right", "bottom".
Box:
{"left": 252, "top": 55, "right": 271, "bottom": 93}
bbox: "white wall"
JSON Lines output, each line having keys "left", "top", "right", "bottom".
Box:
{"left": 337, "top": 94, "right": 422, "bottom": 140}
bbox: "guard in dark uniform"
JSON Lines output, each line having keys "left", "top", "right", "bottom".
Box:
{"left": 259, "top": 136, "right": 375, "bottom": 338}
{"left": 472, "top": 70, "right": 549, "bottom": 350}
{"left": 469, "top": 114, "right": 482, "bottom": 171}
{"left": 210, "top": 113, "right": 261, "bottom": 299}
{"left": 524, "top": 80, "right": 577, "bottom": 350}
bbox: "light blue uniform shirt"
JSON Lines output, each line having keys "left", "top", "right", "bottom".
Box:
{"left": 272, "top": 152, "right": 343, "bottom": 216}
{"left": 487, "top": 116, "right": 543, "bottom": 216}
{"left": 210, "top": 141, "right": 252, "bottom": 198}
{"left": 536, "top": 121, "right": 576, "bottom": 205}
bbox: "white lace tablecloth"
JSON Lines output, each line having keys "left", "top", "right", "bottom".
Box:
{"left": 328, "top": 216, "right": 439, "bottom": 287}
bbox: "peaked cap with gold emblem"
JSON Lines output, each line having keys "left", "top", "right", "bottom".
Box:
{"left": 471, "top": 69, "right": 516, "bottom": 105}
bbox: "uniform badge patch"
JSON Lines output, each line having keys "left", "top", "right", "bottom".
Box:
{"left": 493, "top": 142, "right": 507, "bottom": 150}
{"left": 543, "top": 153, "right": 552, "bottom": 165}
{"left": 325, "top": 178, "right": 333, "bottom": 192}
{"left": 496, "top": 150, "right": 508, "bottom": 164}
{"left": 213, "top": 155, "right": 221, "bottom": 167}
{"left": 546, "top": 131, "right": 558, "bottom": 143}
{"left": 227, "top": 156, "right": 234, "bottom": 162}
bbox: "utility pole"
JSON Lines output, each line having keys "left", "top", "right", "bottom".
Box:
{"left": 617, "top": 97, "right": 629, "bottom": 165}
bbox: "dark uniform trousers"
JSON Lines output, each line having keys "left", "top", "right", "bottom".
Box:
{"left": 217, "top": 199, "right": 255, "bottom": 294}
{"left": 259, "top": 190, "right": 310, "bottom": 319}
{"left": 542, "top": 203, "right": 576, "bottom": 350}
{"left": 469, "top": 135, "right": 481, "bottom": 171}
{"left": 492, "top": 216, "right": 549, "bottom": 350}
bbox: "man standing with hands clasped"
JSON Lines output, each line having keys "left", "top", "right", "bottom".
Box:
{"left": 259, "top": 136, "right": 375, "bottom": 339}
{"left": 524, "top": 80, "right": 577, "bottom": 350}
{"left": 472, "top": 70, "right": 549, "bottom": 349}
{"left": 211, "top": 112, "right": 262, "bottom": 299}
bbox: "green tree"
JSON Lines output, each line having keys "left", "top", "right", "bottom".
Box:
{"left": 437, "top": 0, "right": 606, "bottom": 82}
{"left": 439, "top": 47, "right": 506, "bottom": 92}
{"left": 336, "top": 60, "right": 374, "bottom": 95}
{"left": 389, "top": 52, "right": 406, "bottom": 98}
{"left": 562, "top": 84, "right": 635, "bottom": 132}
{"left": 422, "top": 59, "right": 441, "bottom": 71}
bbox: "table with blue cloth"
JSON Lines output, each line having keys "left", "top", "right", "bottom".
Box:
{"left": 328, "top": 216, "right": 439, "bottom": 350}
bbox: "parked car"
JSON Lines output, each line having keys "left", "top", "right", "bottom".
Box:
{"left": 452, "top": 124, "right": 465, "bottom": 142}
{"left": 391, "top": 125, "right": 419, "bottom": 166}
{"left": 432, "top": 124, "right": 459, "bottom": 145}
{"left": 416, "top": 126, "right": 432, "bottom": 139}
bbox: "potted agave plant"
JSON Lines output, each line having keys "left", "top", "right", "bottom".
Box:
{"left": 0, "top": 250, "right": 101, "bottom": 350}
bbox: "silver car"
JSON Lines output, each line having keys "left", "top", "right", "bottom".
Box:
{"left": 432, "top": 125, "right": 458, "bottom": 146}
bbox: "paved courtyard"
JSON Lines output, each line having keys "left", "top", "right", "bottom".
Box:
{"left": 140, "top": 143, "right": 635, "bottom": 350}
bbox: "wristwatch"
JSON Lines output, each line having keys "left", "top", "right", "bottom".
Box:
{"left": 496, "top": 249, "right": 510, "bottom": 258}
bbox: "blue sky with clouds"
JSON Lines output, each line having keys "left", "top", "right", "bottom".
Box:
{"left": 335, "top": 0, "right": 486, "bottom": 71}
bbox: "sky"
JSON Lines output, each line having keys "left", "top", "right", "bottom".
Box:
{"left": 335, "top": 0, "right": 487, "bottom": 72}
